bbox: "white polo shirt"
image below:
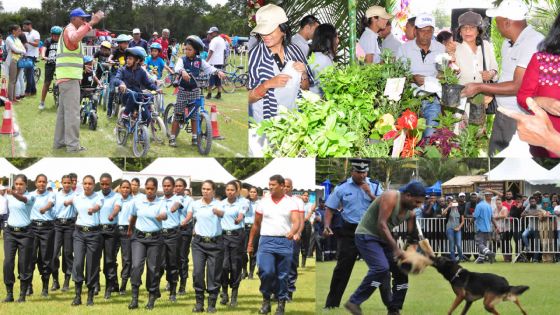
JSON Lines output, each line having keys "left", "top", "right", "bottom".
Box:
{"left": 256, "top": 194, "right": 298, "bottom": 236}
{"left": 402, "top": 39, "right": 445, "bottom": 78}
{"left": 381, "top": 33, "right": 403, "bottom": 59}
{"left": 359, "top": 27, "right": 381, "bottom": 63}
{"left": 208, "top": 36, "right": 226, "bottom": 66}
{"left": 291, "top": 33, "right": 310, "bottom": 58}
{"left": 496, "top": 25, "right": 544, "bottom": 113}
{"left": 25, "top": 29, "right": 40, "bottom": 58}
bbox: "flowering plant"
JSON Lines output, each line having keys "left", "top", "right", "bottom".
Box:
{"left": 248, "top": 0, "right": 266, "bottom": 28}
{"left": 382, "top": 110, "right": 426, "bottom": 157}
{"left": 435, "top": 53, "right": 459, "bottom": 85}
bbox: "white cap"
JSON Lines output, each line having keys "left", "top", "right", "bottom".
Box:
{"left": 207, "top": 26, "right": 220, "bottom": 34}
{"left": 458, "top": 192, "right": 466, "bottom": 197}
{"left": 365, "top": 6, "right": 393, "bottom": 20}
{"left": 251, "top": 4, "right": 288, "bottom": 35}
{"left": 415, "top": 13, "right": 435, "bottom": 29}
{"left": 486, "top": 0, "right": 528, "bottom": 21}
{"left": 132, "top": 28, "right": 141, "bottom": 34}
{"left": 162, "top": 28, "right": 170, "bottom": 34}
{"left": 152, "top": 31, "right": 158, "bottom": 36}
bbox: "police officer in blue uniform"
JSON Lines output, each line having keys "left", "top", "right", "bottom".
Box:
{"left": 97, "top": 173, "right": 121, "bottom": 299}
{"left": 3, "top": 174, "right": 36, "bottom": 303}
{"left": 128, "top": 177, "right": 167, "bottom": 310}
{"left": 29, "top": 174, "right": 56, "bottom": 297}
{"left": 52, "top": 174, "right": 77, "bottom": 292}
{"left": 184, "top": 180, "right": 224, "bottom": 313}
{"left": 220, "top": 181, "right": 246, "bottom": 307}
{"left": 242, "top": 186, "right": 259, "bottom": 279}
{"left": 113, "top": 180, "right": 135, "bottom": 295}
{"left": 176, "top": 178, "right": 194, "bottom": 295}
{"left": 323, "top": 159, "right": 384, "bottom": 309}
{"left": 70, "top": 175, "right": 104, "bottom": 306}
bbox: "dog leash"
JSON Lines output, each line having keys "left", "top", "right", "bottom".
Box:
{"left": 450, "top": 268, "right": 463, "bottom": 283}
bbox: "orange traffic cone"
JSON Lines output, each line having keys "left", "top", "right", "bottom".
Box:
{"left": 0, "top": 97, "right": 18, "bottom": 136}
{"left": 210, "top": 104, "right": 224, "bottom": 140}
{"left": 0, "top": 78, "right": 7, "bottom": 98}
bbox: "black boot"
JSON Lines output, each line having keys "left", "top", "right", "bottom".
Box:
{"left": 3, "top": 285, "right": 14, "bottom": 303}
{"left": 165, "top": 281, "right": 170, "bottom": 291}
{"left": 259, "top": 297, "right": 272, "bottom": 314}
{"left": 93, "top": 282, "right": 99, "bottom": 296}
{"left": 41, "top": 278, "right": 49, "bottom": 297}
{"left": 145, "top": 293, "right": 157, "bottom": 310}
{"left": 87, "top": 288, "right": 95, "bottom": 306}
{"left": 302, "top": 256, "right": 307, "bottom": 268}
{"left": 17, "top": 281, "right": 28, "bottom": 303}
{"left": 206, "top": 92, "right": 212, "bottom": 100}
{"left": 241, "top": 268, "right": 248, "bottom": 279}
{"left": 51, "top": 276, "right": 60, "bottom": 291}
{"left": 104, "top": 282, "right": 113, "bottom": 300}
{"left": 275, "top": 300, "right": 286, "bottom": 315}
{"left": 229, "top": 288, "right": 238, "bottom": 307}
{"left": 215, "top": 92, "right": 221, "bottom": 100}
{"left": 192, "top": 292, "right": 204, "bottom": 312}
{"left": 248, "top": 271, "right": 254, "bottom": 280}
{"left": 220, "top": 288, "right": 229, "bottom": 305}
{"left": 61, "top": 275, "right": 70, "bottom": 292}
{"left": 207, "top": 295, "right": 218, "bottom": 313}
{"left": 128, "top": 286, "right": 139, "bottom": 309}
{"left": 119, "top": 279, "right": 128, "bottom": 295}
{"left": 178, "top": 279, "right": 186, "bottom": 295}
{"left": 71, "top": 283, "right": 82, "bottom": 306}
{"left": 26, "top": 282, "right": 33, "bottom": 296}
{"left": 169, "top": 282, "right": 177, "bottom": 302}
{"left": 113, "top": 279, "right": 120, "bottom": 292}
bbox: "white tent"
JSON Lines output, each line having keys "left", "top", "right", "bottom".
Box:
{"left": 243, "top": 158, "right": 319, "bottom": 190}
{"left": 139, "top": 158, "right": 235, "bottom": 183}
{"left": 22, "top": 158, "right": 123, "bottom": 181}
{"left": 0, "top": 158, "right": 20, "bottom": 177}
{"left": 487, "top": 158, "right": 552, "bottom": 185}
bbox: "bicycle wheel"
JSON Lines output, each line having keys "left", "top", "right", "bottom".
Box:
{"left": 80, "top": 106, "right": 87, "bottom": 125}
{"left": 164, "top": 103, "right": 175, "bottom": 128}
{"left": 34, "top": 68, "right": 41, "bottom": 83}
{"left": 133, "top": 124, "right": 150, "bottom": 157}
{"left": 53, "top": 83, "right": 60, "bottom": 108}
{"left": 234, "top": 74, "right": 248, "bottom": 89}
{"left": 197, "top": 112, "right": 212, "bottom": 155}
{"left": 103, "top": 85, "right": 110, "bottom": 113}
{"left": 116, "top": 123, "right": 128, "bottom": 146}
{"left": 149, "top": 116, "right": 167, "bottom": 144}
{"left": 221, "top": 76, "right": 235, "bottom": 94}
{"left": 89, "top": 111, "right": 98, "bottom": 131}
{"left": 163, "top": 74, "right": 173, "bottom": 88}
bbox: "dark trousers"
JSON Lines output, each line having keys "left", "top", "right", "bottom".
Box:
{"left": 31, "top": 224, "right": 55, "bottom": 281}
{"left": 52, "top": 221, "right": 75, "bottom": 279}
{"left": 24, "top": 56, "right": 37, "bottom": 94}
{"left": 209, "top": 65, "right": 223, "bottom": 87}
{"left": 489, "top": 111, "right": 517, "bottom": 156}
{"left": 0, "top": 214, "right": 8, "bottom": 237}
{"left": 131, "top": 232, "right": 163, "bottom": 293}
{"left": 222, "top": 230, "right": 244, "bottom": 290}
{"left": 349, "top": 234, "right": 408, "bottom": 312}
{"left": 179, "top": 224, "right": 193, "bottom": 281}
{"left": 161, "top": 228, "right": 181, "bottom": 284}
{"left": 308, "top": 231, "right": 324, "bottom": 261}
{"left": 242, "top": 224, "right": 258, "bottom": 275}
{"left": 192, "top": 235, "right": 224, "bottom": 297}
{"left": 301, "top": 221, "right": 312, "bottom": 258}
{"left": 72, "top": 229, "right": 102, "bottom": 289}
{"left": 3, "top": 227, "right": 34, "bottom": 285}
{"left": 100, "top": 225, "right": 119, "bottom": 287}
{"left": 257, "top": 236, "right": 292, "bottom": 301}
{"left": 325, "top": 223, "right": 359, "bottom": 307}
{"left": 118, "top": 226, "right": 132, "bottom": 280}
{"left": 288, "top": 240, "right": 300, "bottom": 293}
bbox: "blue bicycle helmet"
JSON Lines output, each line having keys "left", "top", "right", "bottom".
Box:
{"left": 50, "top": 26, "right": 63, "bottom": 35}
{"left": 149, "top": 42, "right": 162, "bottom": 51}
{"left": 185, "top": 35, "right": 204, "bottom": 53}
{"left": 125, "top": 46, "right": 147, "bottom": 61}
{"left": 116, "top": 34, "right": 132, "bottom": 43}
{"left": 83, "top": 55, "right": 94, "bottom": 63}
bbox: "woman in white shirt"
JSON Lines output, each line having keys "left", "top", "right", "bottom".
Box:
{"left": 308, "top": 24, "right": 338, "bottom": 96}
{"left": 5, "top": 24, "right": 27, "bottom": 102}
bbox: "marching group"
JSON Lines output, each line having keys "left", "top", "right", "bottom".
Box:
{"left": 0, "top": 172, "right": 316, "bottom": 314}
{"left": 247, "top": 0, "right": 560, "bottom": 157}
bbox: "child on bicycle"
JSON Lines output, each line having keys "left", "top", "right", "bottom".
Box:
{"left": 113, "top": 47, "right": 160, "bottom": 123}
{"left": 94, "top": 41, "right": 112, "bottom": 82}
{"left": 145, "top": 42, "right": 174, "bottom": 80}
{"left": 107, "top": 34, "right": 131, "bottom": 118}
{"left": 38, "top": 26, "right": 62, "bottom": 110}
{"left": 169, "top": 35, "right": 225, "bottom": 147}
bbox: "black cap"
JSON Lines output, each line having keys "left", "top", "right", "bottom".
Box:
{"left": 22, "top": 20, "right": 32, "bottom": 25}
{"left": 350, "top": 158, "right": 370, "bottom": 173}
{"left": 399, "top": 181, "right": 426, "bottom": 197}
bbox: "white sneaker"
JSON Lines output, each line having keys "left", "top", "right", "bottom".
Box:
{"left": 38, "top": 102, "right": 45, "bottom": 110}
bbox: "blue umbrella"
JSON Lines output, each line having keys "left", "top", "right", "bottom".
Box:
{"left": 322, "top": 179, "right": 333, "bottom": 200}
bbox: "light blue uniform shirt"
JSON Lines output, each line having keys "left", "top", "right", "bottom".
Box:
{"left": 221, "top": 198, "right": 245, "bottom": 231}
{"left": 179, "top": 195, "right": 194, "bottom": 224}
{"left": 245, "top": 200, "right": 258, "bottom": 225}
{"left": 162, "top": 195, "right": 183, "bottom": 229}
{"left": 325, "top": 178, "right": 384, "bottom": 224}
{"left": 188, "top": 199, "right": 222, "bottom": 237}
{"left": 30, "top": 190, "right": 56, "bottom": 221}
{"left": 116, "top": 195, "right": 135, "bottom": 226}
{"left": 74, "top": 192, "right": 104, "bottom": 227}
{"left": 132, "top": 196, "right": 164, "bottom": 233}
{"left": 474, "top": 201, "right": 493, "bottom": 233}
{"left": 6, "top": 192, "right": 35, "bottom": 227}
{"left": 98, "top": 190, "right": 120, "bottom": 225}
{"left": 53, "top": 190, "right": 77, "bottom": 219}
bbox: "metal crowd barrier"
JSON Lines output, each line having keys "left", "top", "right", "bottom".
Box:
{"left": 83, "top": 45, "right": 99, "bottom": 57}
{"left": 392, "top": 216, "right": 559, "bottom": 263}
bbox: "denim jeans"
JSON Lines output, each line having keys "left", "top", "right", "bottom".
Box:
{"left": 24, "top": 56, "right": 37, "bottom": 94}
{"left": 446, "top": 228, "right": 463, "bottom": 262}
{"left": 421, "top": 98, "right": 441, "bottom": 138}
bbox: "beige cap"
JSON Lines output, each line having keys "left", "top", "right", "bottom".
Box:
{"left": 251, "top": 4, "right": 288, "bottom": 35}
{"left": 486, "top": 0, "right": 528, "bottom": 21}
{"left": 365, "top": 6, "right": 393, "bottom": 20}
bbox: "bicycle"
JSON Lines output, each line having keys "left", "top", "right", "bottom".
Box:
{"left": 147, "top": 84, "right": 169, "bottom": 144}
{"left": 213, "top": 66, "right": 247, "bottom": 94}
{"left": 47, "top": 74, "right": 60, "bottom": 108}
{"left": 115, "top": 89, "right": 157, "bottom": 157}
{"left": 79, "top": 87, "right": 101, "bottom": 131}
{"left": 95, "top": 62, "right": 113, "bottom": 113}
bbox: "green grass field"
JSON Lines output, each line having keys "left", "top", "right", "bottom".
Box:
{"left": 0, "top": 238, "right": 315, "bottom": 314}
{"left": 317, "top": 260, "right": 560, "bottom": 315}
{"left": 0, "top": 63, "right": 248, "bottom": 157}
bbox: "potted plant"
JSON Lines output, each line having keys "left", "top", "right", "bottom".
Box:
{"left": 436, "top": 53, "right": 463, "bottom": 107}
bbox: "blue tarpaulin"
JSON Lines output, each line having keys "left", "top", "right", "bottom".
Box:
{"left": 426, "top": 180, "right": 442, "bottom": 196}
{"left": 322, "top": 179, "right": 333, "bottom": 201}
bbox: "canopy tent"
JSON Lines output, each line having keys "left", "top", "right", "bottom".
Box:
{"left": 138, "top": 158, "right": 235, "bottom": 183}
{"left": 243, "top": 158, "right": 320, "bottom": 191}
{"left": 426, "top": 180, "right": 442, "bottom": 196}
{"left": 486, "top": 158, "right": 552, "bottom": 185}
{"left": 22, "top": 158, "right": 123, "bottom": 181}
{"left": 442, "top": 175, "right": 487, "bottom": 194}
{"left": 547, "top": 163, "right": 560, "bottom": 182}
{"left": 0, "top": 158, "right": 20, "bottom": 177}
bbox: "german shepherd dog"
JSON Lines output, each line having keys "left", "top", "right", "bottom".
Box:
{"left": 431, "top": 256, "right": 529, "bottom": 315}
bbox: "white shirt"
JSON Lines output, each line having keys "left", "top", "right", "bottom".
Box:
{"left": 0, "top": 193, "right": 7, "bottom": 215}
{"left": 359, "top": 28, "right": 381, "bottom": 64}
{"left": 381, "top": 33, "right": 403, "bottom": 59}
{"left": 308, "top": 51, "right": 334, "bottom": 95}
{"left": 256, "top": 194, "right": 298, "bottom": 236}
{"left": 497, "top": 25, "right": 544, "bottom": 112}
{"left": 291, "top": 33, "right": 310, "bottom": 58}
{"left": 208, "top": 36, "right": 226, "bottom": 66}
{"left": 25, "top": 29, "right": 40, "bottom": 58}
{"left": 402, "top": 39, "right": 446, "bottom": 78}
{"left": 455, "top": 40, "right": 498, "bottom": 85}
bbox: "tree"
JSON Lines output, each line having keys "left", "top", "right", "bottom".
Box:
{"left": 433, "top": 7, "right": 450, "bottom": 30}
{"left": 216, "top": 158, "right": 271, "bottom": 180}
{"left": 0, "top": 1, "right": 4, "bottom": 12}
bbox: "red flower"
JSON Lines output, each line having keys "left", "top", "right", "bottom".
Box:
{"left": 397, "top": 110, "right": 418, "bottom": 130}
{"left": 257, "top": 0, "right": 265, "bottom": 5}
{"left": 401, "top": 136, "right": 417, "bottom": 158}
{"left": 383, "top": 130, "right": 399, "bottom": 140}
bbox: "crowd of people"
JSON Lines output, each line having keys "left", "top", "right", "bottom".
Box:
{"left": 247, "top": 1, "right": 560, "bottom": 157}
{"left": 0, "top": 173, "right": 316, "bottom": 314}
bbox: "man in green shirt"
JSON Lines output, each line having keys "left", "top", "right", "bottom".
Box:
{"left": 345, "top": 181, "right": 426, "bottom": 315}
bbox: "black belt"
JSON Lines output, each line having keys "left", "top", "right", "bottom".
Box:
{"left": 223, "top": 228, "right": 243, "bottom": 236}
{"left": 55, "top": 218, "right": 76, "bottom": 225}
{"left": 135, "top": 229, "right": 161, "bottom": 238}
{"left": 31, "top": 220, "right": 54, "bottom": 227}
{"left": 162, "top": 227, "right": 179, "bottom": 235}
{"left": 195, "top": 234, "right": 221, "bottom": 243}
{"left": 101, "top": 224, "right": 116, "bottom": 231}
{"left": 7, "top": 225, "right": 30, "bottom": 233}
{"left": 76, "top": 225, "right": 100, "bottom": 232}
{"left": 118, "top": 225, "right": 129, "bottom": 231}
{"left": 245, "top": 224, "right": 253, "bottom": 229}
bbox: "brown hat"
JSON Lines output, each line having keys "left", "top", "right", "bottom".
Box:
{"left": 458, "top": 11, "right": 483, "bottom": 27}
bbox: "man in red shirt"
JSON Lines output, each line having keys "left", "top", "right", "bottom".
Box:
{"left": 502, "top": 191, "right": 515, "bottom": 212}
{"left": 156, "top": 29, "right": 169, "bottom": 62}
